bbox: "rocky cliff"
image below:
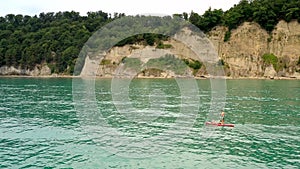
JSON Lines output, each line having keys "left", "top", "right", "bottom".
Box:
{"left": 0, "top": 64, "right": 51, "bottom": 76}
{"left": 92, "top": 20, "right": 300, "bottom": 79}
{"left": 95, "top": 40, "right": 200, "bottom": 78}
{"left": 2, "top": 20, "right": 299, "bottom": 79}
{"left": 208, "top": 20, "right": 300, "bottom": 79}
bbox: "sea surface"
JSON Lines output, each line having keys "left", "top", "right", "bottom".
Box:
{"left": 0, "top": 77, "right": 299, "bottom": 168}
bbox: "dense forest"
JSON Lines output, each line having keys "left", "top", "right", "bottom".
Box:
{"left": 0, "top": 0, "right": 299, "bottom": 74}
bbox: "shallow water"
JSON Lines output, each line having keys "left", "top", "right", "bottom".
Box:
{"left": 0, "top": 78, "right": 299, "bottom": 168}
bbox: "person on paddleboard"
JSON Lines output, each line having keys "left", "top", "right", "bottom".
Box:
{"left": 219, "top": 111, "right": 225, "bottom": 124}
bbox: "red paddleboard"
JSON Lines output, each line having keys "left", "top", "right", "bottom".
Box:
{"left": 205, "top": 122, "right": 234, "bottom": 127}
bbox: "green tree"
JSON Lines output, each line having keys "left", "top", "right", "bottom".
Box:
{"left": 62, "top": 46, "right": 79, "bottom": 66}
{"left": 262, "top": 53, "right": 279, "bottom": 70}
{"left": 1, "top": 1, "right": 300, "bottom": 75}
{"left": 199, "top": 8, "right": 223, "bottom": 32}
{"left": 5, "top": 47, "right": 17, "bottom": 66}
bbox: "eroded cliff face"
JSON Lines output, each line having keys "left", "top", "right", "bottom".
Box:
{"left": 3, "top": 20, "right": 298, "bottom": 78}
{"left": 269, "top": 21, "right": 300, "bottom": 78}
{"left": 208, "top": 22, "right": 268, "bottom": 78}
{"left": 0, "top": 64, "right": 51, "bottom": 76}
{"left": 208, "top": 20, "right": 300, "bottom": 79}
{"left": 91, "top": 20, "right": 300, "bottom": 79}
{"left": 95, "top": 42, "right": 198, "bottom": 78}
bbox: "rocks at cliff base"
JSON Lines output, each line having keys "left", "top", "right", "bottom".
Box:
{"left": 264, "top": 65, "right": 277, "bottom": 79}
{"left": 0, "top": 66, "right": 24, "bottom": 75}
{"left": 40, "top": 65, "right": 51, "bottom": 76}
{"left": 290, "top": 72, "right": 300, "bottom": 79}
{"left": 0, "top": 65, "right": 51, "bottom": 76}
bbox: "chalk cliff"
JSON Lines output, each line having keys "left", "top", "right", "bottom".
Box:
{"left": 0, "top": 64, "right": 51, "bottom": 76}
{"left": 208, "top": 20, "right": 300, "bottom": 79}
{"left": 2, "top": 20, "right": 299, "bottom": 79}
{"left": 90, "top": 20, "right": 300, "bottom": 79}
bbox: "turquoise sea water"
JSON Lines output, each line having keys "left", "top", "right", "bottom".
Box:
{"left": 0, "top": 78, "right": 299, "bottom": 168}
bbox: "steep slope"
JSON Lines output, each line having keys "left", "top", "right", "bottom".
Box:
{"left": 208, "top": 20, "right": 300, "bottom": 79}
{"left": 90, "top": 20, "right": 300, "bottom": 79}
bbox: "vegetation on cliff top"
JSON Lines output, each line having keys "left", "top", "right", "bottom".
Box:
{"left": 0, "top": 0, "right": 299, "bottom": 74}
{"left": 189, "top": 0, "right": 300, "bottom": 33}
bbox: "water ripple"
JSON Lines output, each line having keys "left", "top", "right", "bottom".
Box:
{"left": 0, "top": 78, "right": 299, "bottom": 168}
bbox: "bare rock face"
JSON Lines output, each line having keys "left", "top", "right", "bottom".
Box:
{"left": 264, "top": 65, "right": 277, "bottom": 79}
{"left": 208, "top": 22, "right": 268, "bottom": 78}
{"left": 92, "top": 40, "right": 199, "bottom": 78}
{"left": 78, "top": 20, "right": 300, "bottom": 79}
{"left": 0, "top": 64, "right": 51, "bottom": 76}
{"left": 290, "top": 72, "right": 300, "bottom": 79}
{"left": 208, "top": 20, "right": 300, "bottom": 79}
{"left": 105, "top": 45, "right": 136, "bottom": 64}
{"left": 40, "top": 65, "right": 51, "bottom": 76}
{"left": 0, "top": 66, "right": 21, "bottom": 75}
{"left": 270, "top": 20, "right": 300, "bottom": 63}
{"left": 1, "top": 21, "right": 299, "bottom": 78}
{"left": 80, "top": 54, "right": 100, "bottom": 77}
{"left": 30, "top": 66, "right": 40, "bottom": 76}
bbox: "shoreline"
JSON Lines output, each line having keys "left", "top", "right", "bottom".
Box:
{"left": 0, "top": 75, "right": 299, "bottom": 80}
